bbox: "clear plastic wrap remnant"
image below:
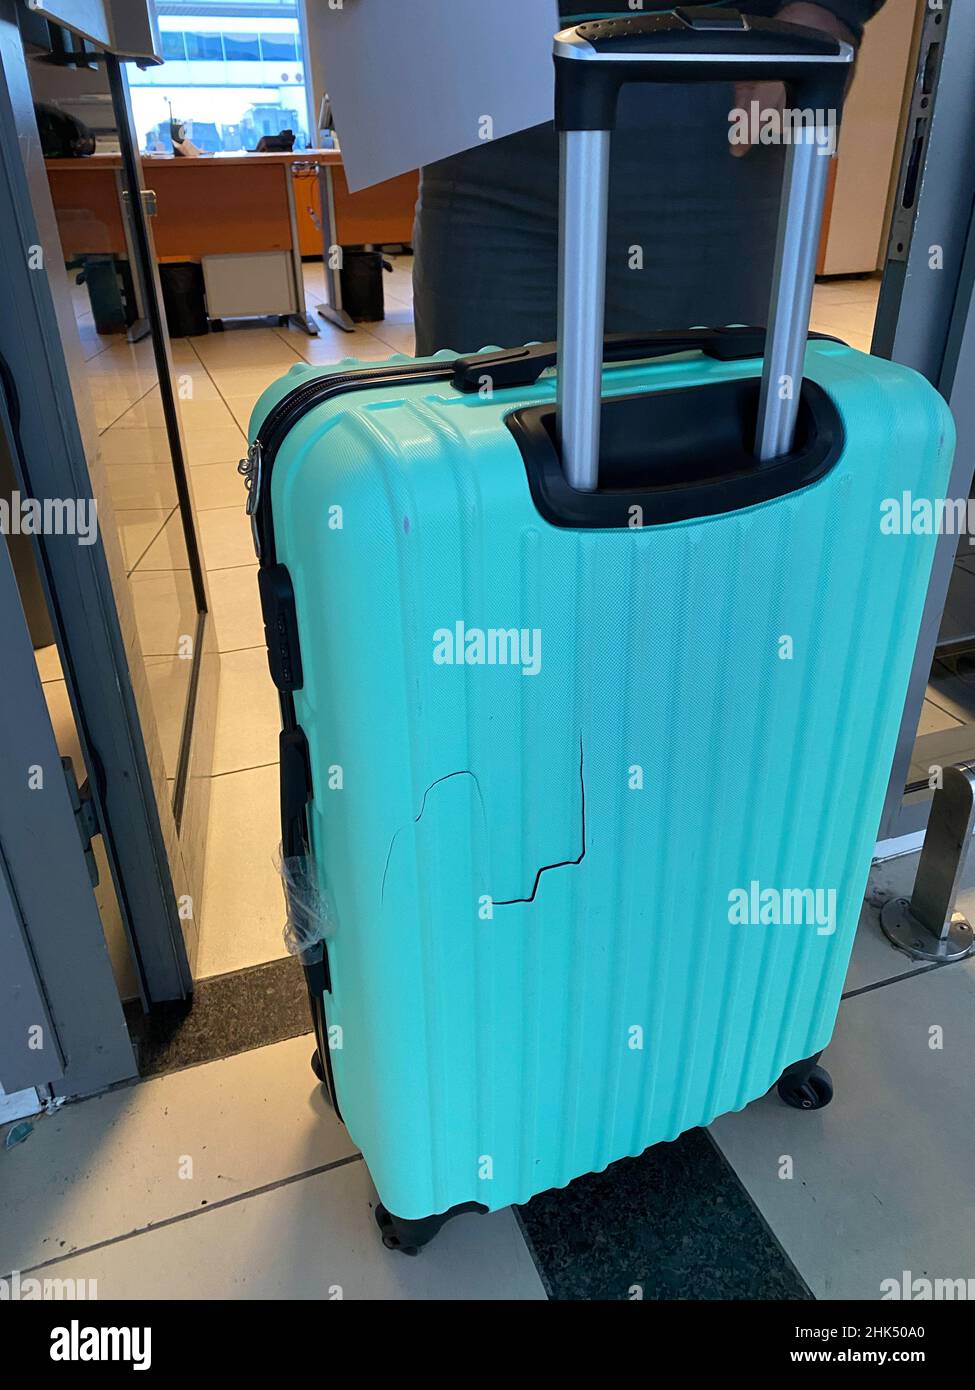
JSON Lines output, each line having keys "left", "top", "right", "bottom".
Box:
{"left": 277, "top": 845, "right": 335, "bottom": 963}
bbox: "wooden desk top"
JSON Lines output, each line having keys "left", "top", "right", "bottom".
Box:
{"left": 44, "top": 148, "right": 417, "bottom": 262}
{"left": 44, "top": 149, "right": 343, "bottom": 172}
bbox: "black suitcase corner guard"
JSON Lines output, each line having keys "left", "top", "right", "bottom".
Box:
{"left": 507, "top": 375, "right": 845, "bottom": 529}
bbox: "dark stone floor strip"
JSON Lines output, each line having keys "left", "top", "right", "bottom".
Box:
{"left": 517, "top": 1127, "right": 812, "bottom": 1301}
{"left": 124, "top": 955, "right": 312, "bottom": 1077}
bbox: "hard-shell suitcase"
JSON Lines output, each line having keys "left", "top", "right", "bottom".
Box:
{"left": 243, "top": 11, "right": 955, "bottom": 1252}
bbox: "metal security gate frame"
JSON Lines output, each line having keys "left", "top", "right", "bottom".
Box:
{"left": 0, "top": 490, "right": 135, "bottom": 1099}
{"left": 0, "top": 0, "right": 193, "bottom": 1003}
{"left": 873, "top": 0, "right": 975, "bottom": 847}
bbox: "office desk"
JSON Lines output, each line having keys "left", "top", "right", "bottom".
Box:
{"left": 45, "top": 150, "right": 419, "bottom": 335}
{"left": 293, "top": 164, "right": 418, "bottom": 256}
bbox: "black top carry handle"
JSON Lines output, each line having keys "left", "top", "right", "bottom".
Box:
{"left": 452, "top": 326, "right": 840, "bottom": 394}
{"left": 555, "top": 7, "right": 853, "bottom": 132}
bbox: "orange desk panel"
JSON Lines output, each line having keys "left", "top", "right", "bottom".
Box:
{"left": 293, "top": 167, "right": 419, "bottom": 257}
{"left": 148, "top": 161, "right": 292, "bottom": 260}
{"left": 46, "top": 166, "right": 126, "bottom": 259}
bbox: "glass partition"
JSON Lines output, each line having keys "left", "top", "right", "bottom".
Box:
{"left": 27, "top": 47, "right": 207, "bottom": 821}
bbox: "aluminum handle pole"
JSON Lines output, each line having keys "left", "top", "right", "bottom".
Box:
{"left": 756, "top": 127, "right": 835, "bottom": 461}
{"left": 557, "top": 129, "right": 611, "bottom": 490}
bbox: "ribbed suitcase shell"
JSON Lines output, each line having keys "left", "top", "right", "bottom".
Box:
{"left": 257, "top": 341, "right": 953, "bottom": 1220}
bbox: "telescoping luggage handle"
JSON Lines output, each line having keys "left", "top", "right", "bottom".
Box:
{"left": 554, "top": 7, "right": 854, "bottom": 490}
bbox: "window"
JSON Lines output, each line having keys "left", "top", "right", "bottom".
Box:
{"left": 185, "top": 32, "right": 224, "bottom": 62}
{"left": 128, "top": 3, "right": 310, "bottom": 154}
{"left": 160, "top": 31, "right": 186, "bottom": 61}
{"left": 259, "top": 32, "right": 298, "bottom": 64}
{"left": 222, "top": 32, "right": 260, "bottom": 62}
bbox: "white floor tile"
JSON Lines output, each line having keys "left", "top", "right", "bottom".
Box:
{"left": 97, "top": 425, "right": 176, "bottom": 467}
{"left": 189, "top": 328, "right": 301, "bottom": 371}
{"left": 103, "top": 461, "right": 178, "bottom": 512}
{"left": 199, "top": 763, "right": 286, "bottom": 978}
{"left": 844, "top": 857, "right": 930, "bottom": 993}
{"left": 197, "top": 505, "right": 257, "bottom": 571}
{"left": 170, "top": 360, "right": 222, "bottom": 403}
{"left": 130, "top": 509, "right": 191, "bottom": 574}
{"left": 93, "top": 391, "right": 155, "bottom": 434}
{"left": 212, "top": 647, "right": 280, "bottom": 775}
{"left": 711, "top": 959, "right": 975, "bottom": 1300}
{"left": 109, "top": 386, "right": 167, "bottom": 430}
{"left": 183, "top": 426, "right": 247, "bottom": 466}
{"left": 205, "top": 365, "right": 292, "bottom": 401}
{"left": 918, "top": 698, "right": 962, "bottom": 736}
{"left": 0, "top": 1036, "right": 355, "bottom": 1277}
{"left": 115, "top": 508, "right": 178, "bottom": 574}
{"left": 222, "top": 395, "right": 260, "bottom": 433}
{"left": 809, "top": 300, "right": 878, "bottom": 354}
{"left": 368, "top": 321, "right": 416, "bottom": 356}
{"left": 205, "top": 566, "right": 263, "bottom": 652}
{"left": 128, "top": 569, "right": 200, "bottom": 657}
{"left": 189, "top": 460, "right": 249, "bottom": 512}
{"left": 25, "top": 1159, "right": 545, "bottom": 1300}
{"left": 142, "top": 657, "right": 193, "bottom": 779}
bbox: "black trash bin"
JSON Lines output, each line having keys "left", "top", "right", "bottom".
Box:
{"left": 339, "top": 250, "right": 391, "bottom": 323}
{"left": 160, "top": 261, "right": 209, "bottom": 337}
{"left": 81, "top": 254, "right": 137, "bottom": 335}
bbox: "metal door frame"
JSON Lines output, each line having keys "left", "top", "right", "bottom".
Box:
{"left": 0, "top": 0, "right": 192, "bottom": 1000}
{"left": 873, "top": 0, "right": 975, "bottom": 845}
{"left": 0, "top": 510, "right": 134, "bottom": 1098}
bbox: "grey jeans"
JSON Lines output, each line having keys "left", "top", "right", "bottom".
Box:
{"left": 413, "top": 82, "right": 787, "bottom": 357}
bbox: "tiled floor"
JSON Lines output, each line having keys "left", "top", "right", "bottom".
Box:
{"left": 713, "top": 854, "right": 975, "bottom": 1304}
{"left": 0, "top": 1035, "right": 544, "bottom": 1301}
{"left": 5, "top": 857, "right": 975, "bottom": 1299}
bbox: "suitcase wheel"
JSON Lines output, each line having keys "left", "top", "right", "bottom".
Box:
{"left": 310, "top": 1048, "right": 326, "bottom": 1083}
{"left": 375, "top": 1204, "right": 420, "bottom": 1257}
{"left": 776, "top": 1063, "right": 833, "bottom": 1111}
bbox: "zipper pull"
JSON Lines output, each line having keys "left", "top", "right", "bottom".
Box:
{"left": 238, "top": 440, "right": 264, "bottom": 560}
{"left": 238, "top": 439, "right": 262, "bottom": 515}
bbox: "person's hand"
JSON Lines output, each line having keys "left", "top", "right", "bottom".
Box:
{"left": 730, "top": 3, "right": 857, "bottom": 159}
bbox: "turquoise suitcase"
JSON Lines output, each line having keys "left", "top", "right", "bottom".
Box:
{"left": 242, "top": 13, "right": 955, "bottom": 1252}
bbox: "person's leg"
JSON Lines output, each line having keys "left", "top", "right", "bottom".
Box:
{"left": 412, "top": 84, "right": 788, "bottom": 357}
{"left": 412, "top": 126, "right": 560, "bottom": 357}
{"left": 605, "top": 82, "right": 787, "bottom": 333}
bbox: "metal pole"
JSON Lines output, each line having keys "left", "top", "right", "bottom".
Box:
{"left": 880, "top": 763, "right": 975, "bottom": 962}
{"left": 285, "top": 162, "right": 319, "bottom": 336}
{"left": 315, "top": 162, "right": 356, "bottom": 333}
{"left": 556, "top": 128, "right": 611, "bottom": 491}
{"left": 756, "top": 126, "right": 834, "bottom": 462}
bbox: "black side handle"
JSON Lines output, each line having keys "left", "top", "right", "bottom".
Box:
{"left": 280, "top": 727, "right": 312, "bottom": 861}
{"left": 452, "top": 327, "right": 842, "bottom": 395}
{"left": 556, "top": 10, "right": 852, "bottom": 132}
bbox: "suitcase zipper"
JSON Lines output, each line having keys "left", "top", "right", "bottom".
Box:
{"left": 238, "top": 328, "right": 815, "bottom": 560}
